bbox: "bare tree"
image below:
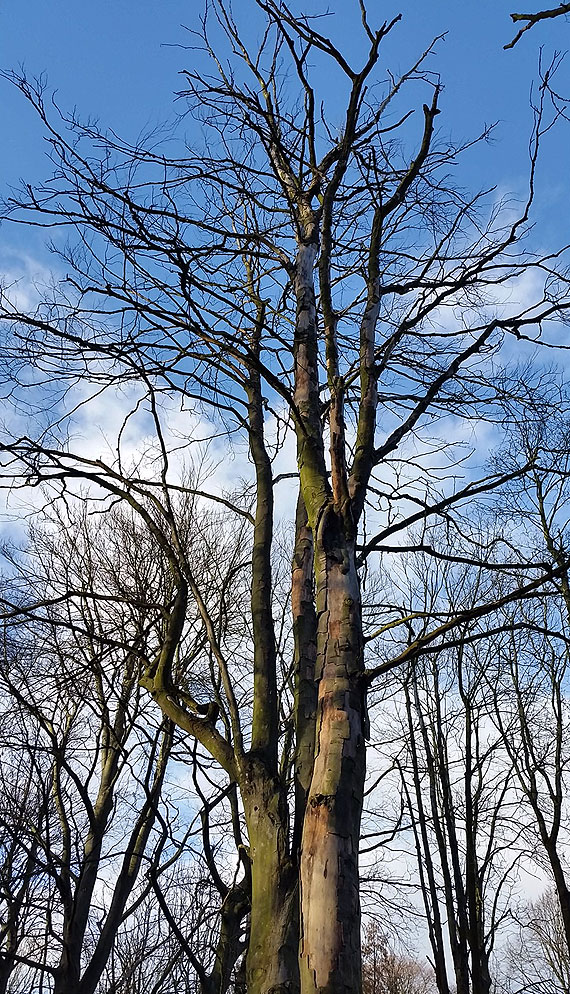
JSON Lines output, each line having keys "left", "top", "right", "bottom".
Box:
{"left": 391, "top": 553, "right": 519, "bottom": 994}
{"left": 1, "top": 3, "right": 570, "bottom": 992}
{"left": 1, "top": 489, "right": 262, "bottom": 993}
{"left": 502, "top": 888, "right": 570, "bottom": 994}
{"left": 477, "top": 407, "right": 570, "bottom": 969}
{"left": 362, "top": 922, "right": 435, "bottom": 994}
{"left": 0, "top": 727, "right": 50, "bottom": 993}
{"left": 0, "top": 508, "right": 179, "bottom": 993}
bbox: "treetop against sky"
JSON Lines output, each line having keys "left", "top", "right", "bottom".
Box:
{"left": 0, "top": 1, "right": 568, "bottom": 559}
{"left": 0, "top": 1, "right": 568, "bottom": 237}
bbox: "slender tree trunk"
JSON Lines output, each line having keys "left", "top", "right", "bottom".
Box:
{"left": 402, "top": 678, "right": 451, "bottom": 994}
{"left": 464, "top": 704, "right": 492, "bottom": 994}
{"left": 208, "top": 881, "right": 250, "bottom": 994}
{"left": 292, "top": 493, "right": 317, "bottom": 860}
{"left": 0, "top": 947, "right": 19, "bottom": 994}
{"left": 53, "top": 832, "right": 107, "bottom": 994}
{"left": 299, "top": 510, "right": 366, "bottom": 994}
{"left": 546, "top": 848, "right": 570, "bottom": 959}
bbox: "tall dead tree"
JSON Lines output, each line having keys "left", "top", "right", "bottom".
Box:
{"left": 1, "top": 3, "right": 570, "bottom": 992}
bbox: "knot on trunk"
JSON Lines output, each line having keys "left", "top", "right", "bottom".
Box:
{"left": 309, "top": 792, "right": 334, "bottom": 810}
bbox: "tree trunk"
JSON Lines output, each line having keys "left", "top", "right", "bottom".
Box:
{"left": 0, "top": 953, "right": 16, "bottom": 994}
{"left": 299, "top": 509, "right": 366, "bottom": 994}
{"left": 53, "top": 942, "right": 81, "bottom": 994}
{"left": 548, "top": 850, "right": 570, "bottom": 961}
{"left": 243, "top": 762, "right": 299, "bottom": 994}
{"left": 292, "top": 493, "right": 317, "bottom": 860}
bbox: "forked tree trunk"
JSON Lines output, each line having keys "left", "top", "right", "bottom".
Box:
{"left": 299, "top": 508, "right": 366, "bottom": 994}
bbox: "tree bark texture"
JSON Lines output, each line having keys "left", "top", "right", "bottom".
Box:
{"left": 299, "top": 511, "right": 366, "bottom": 994}
{"left": 243, "top": 762, "right": 299, "bottom": 994}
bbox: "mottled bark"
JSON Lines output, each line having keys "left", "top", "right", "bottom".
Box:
{"left": 293, "top": 239, "right": 331, "bottom": 528}
{"left": 348, "top": 208, "right": 381, "bottom": 523}
{"left": 0, "top": 7, "right": 503, "bottom": 992}
{"left": 299, "top": 509, "right": 366, "bottom": 994}
{"left": 292, "top": 493, "right": 317, "bottom": 859}
{"left": 242, "top": 761, "right": 299, "bottom": 994}
{"left": 293, "top": 215, "right": 367, "bottom": 993}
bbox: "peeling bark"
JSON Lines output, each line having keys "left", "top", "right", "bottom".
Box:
{"left": 293, "top": 215, "right": 367, "bottom": 994}
{"left": 299, "top": 509, "right": 366, "bottom": 994}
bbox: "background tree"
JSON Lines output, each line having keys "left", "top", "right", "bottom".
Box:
{"left": 0, "top": 723, "right": 49, "bottom": 993}
{"left": 370, "top": 540, "right": 522, "bottom": 994}
{"left": 362, "top": 922, "right": 435, "bottom": 994}
{"left": 501, "top": 888, "right": 570, "bottom": 994}
{"left": 0, "top": 509, "right": 179, "bottom": 993}
{"left": 481, "top": 410, "right": 570, "bottom": 967}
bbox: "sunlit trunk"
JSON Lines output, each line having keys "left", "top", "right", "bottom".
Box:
{"left": 299, "top": 511, "right": 366, "bottom": 994}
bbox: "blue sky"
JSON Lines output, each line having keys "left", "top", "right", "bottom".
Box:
{"left": 1, "top": 0, "right": 567, "bottom": 485}
{"left": 1, "top": 1, "right": 568, "bottom": 230}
